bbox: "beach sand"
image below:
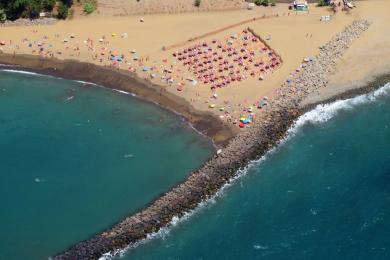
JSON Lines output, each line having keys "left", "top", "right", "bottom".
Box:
{"left": 90, "top": 0, "right": 246, "bottom": 17}
{"left": 0, "top": 4, "right": 359, "bottom": 123}
{"left": 303, "top": 0, "right": 390, "bottom": 105}
{"left": 1, "top": 2, "right": 389, "bottom": 258}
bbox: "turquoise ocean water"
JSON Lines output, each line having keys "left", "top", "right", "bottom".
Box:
{"left": 0, "top": 70, "right": 214, "bottom": 260}
{"left": 120, "top": 82, "right": 390, "bottom": 260}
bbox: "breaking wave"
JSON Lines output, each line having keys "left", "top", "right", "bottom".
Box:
{"left": 292, "top": 82, "right": 390, "bottom": 129}
{"left": 101, "top": 81, "right": 390, "bottom": 259}
{"left": 112, "top": 89, "right": 136, "bottom": 97}
{"left": 0, "top": 69, "right": 137, "bottom": 97}
{"left": 1, "top": 69, "right": 40, "bottom": 76}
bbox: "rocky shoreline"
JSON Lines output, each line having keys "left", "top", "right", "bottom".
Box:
{"left": 48, "top": 19, "right": 373, "bottom": 259}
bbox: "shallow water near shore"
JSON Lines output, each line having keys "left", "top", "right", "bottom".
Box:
{"left": 120, "top": 82, "right": 390, "bottom": 259}
{"left": 0, "top": 70, "right": 214, "bottom": 260}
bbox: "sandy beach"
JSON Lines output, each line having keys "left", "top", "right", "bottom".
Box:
{"left": 1, "top": 1, "right": 390, "bottom": 258}
{"left": 0, "top": 3, "right": 372, "bottom": 130}
{"left": 303, "top": 0, "right": 390, "bottom": 105}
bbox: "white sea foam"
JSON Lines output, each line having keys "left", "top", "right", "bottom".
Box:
{"left": 112, "top": 89, "right": 136, "bottom": 97}
{"left": 75, "top": 80, "right": 98, "bottom": 86}
{"left": 1, "top": 69, "right": 39, "bottom": 75}
{"left": 254, "top": 244, "right": 269, "bottom": 250}
{"left": 99, "top": 81, "right": 390, "bottom": 259}
{"left": 288, "top": 82, "right": 390, "bottom": 137}
{"left": 0, "top": 69, "right": 141, "bottom": 99}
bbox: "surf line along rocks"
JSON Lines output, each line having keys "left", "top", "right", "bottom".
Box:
{"left": 53, "top": 19, "right": 370, "bottom": 260}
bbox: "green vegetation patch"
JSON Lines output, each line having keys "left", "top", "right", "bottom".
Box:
{"left": 57, "top": 1, "right": 69, "bottom": 19}
{"left": 254, "top": 0, "right": 270, "bottom": 7}
{"left": 318, "top": 0, "right": 330, "bottom": 7}
{"left": 83, "top": 0, "right": 96, "bottom": 14}
{"left": 0, "top": 0, "right": 73, "bottom": 20}
{"left": 194, "top": 0, "right": 201, "bottom": 7}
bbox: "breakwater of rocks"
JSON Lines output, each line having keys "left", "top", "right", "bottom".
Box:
{"left": 53, "top": 20, "right": 371, "bottom": 259}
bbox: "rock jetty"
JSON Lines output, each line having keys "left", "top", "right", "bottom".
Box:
{"left": 54, "top": 20, "right": 370, "bottom": 260}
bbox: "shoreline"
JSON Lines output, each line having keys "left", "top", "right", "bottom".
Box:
{"left": 48, "top": 19, "right": 373, "bottom": 260}
{"left": 301, "top": 72, "right": 390, "bottom": 113}
{"left": 0, "top": 19, "right": 384, "bottom": 260}
{"left": 129, "top": 72, "right": 390, "bottom": 258}
{"left": 0, "top": 54, "right": 238, "bottom": 147}
{"left": 4, "top": 59, "right": 389, "bottom": 260}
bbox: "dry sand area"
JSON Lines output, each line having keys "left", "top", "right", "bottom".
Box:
{"left": 304, "top": 0, "right": 390, "bottom": 105}
{"left": 1, "top": 2, "right": 387, "bottom": 125}
{"left": 94, "top": 0, "right": 246, "bottom": 17}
